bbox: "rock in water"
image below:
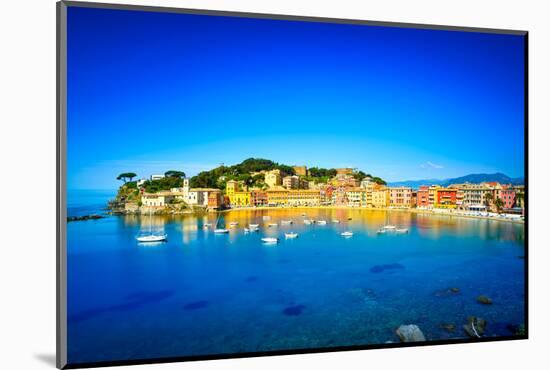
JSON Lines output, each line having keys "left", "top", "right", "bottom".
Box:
{"left": 396, "top": 325, "right": 426, "bottom": 342}
{"left": 439, "top": 323, "right": 456, "bottom": 332}
{"left": 463, "top": 316, "right": 487, "bottom": 338}
{"left": 477, "top": 295, "right": 493, "bottom": 305}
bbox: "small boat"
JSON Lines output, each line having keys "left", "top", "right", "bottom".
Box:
{"left": 203, "top": 223, "right": 212, "bottom": 228}
{"left": 136, "top": 209, "right": 167, "bottom": 243}
{"left": 285, "top": 232, "right": 299, "bottom": 239}
{"left": 304, "top": 219, "right": 314, "bottom": 225}
{"left": 341, "top": 231, "right": 353, "bottom": 237}
{"left": 229, "top": 221, "right": 239, "bottom": 227}
{"left": 268, "top": 223, "right": 278, "bottom": 227}
{"left": 383, "top": 225, "right": 396, "bottom": 230}
{"left": 377, "top": 228, "right": 386, "bottom": 234}
{"left": 244, "top": 228, "right": 250, "bottom": 233}
{"left": 136, "top": 234, "right": 167, "bottom": 242}
{"left": 317, "top": 220, "right": 327, "bottom": 225}
{"left": 332, "top": 219, "right": 340, "bottom": 223}
{"left": 214, "top": 229, "right": 229, "bottom": 234}
{"left": 281, "top": 220, "right": 293, "bottom": 225}
{"left": 261, "top": 237, "right": 279, "bottom": 243}
{"left": 249, "top": 223, "right": 260, "bottom": 228}
{"left": 395, "top": 228, "right": 409, "bottom": 233}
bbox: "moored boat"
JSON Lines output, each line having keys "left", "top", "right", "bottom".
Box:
{"left": 341, "top": 231, "right": 353, "bottom": 237}
{"left": 285, "top": 232, "right": 299, "bottom": 239}
{"left": 395, "top": 228, "right": 409, "bottom": 233}
{"left": 281, "top": 220, "right": 293, "bottom": 225}
{"left": 136, "top": 233, "right": 167, "bottom": 242}
{"left": 317, "top": 220, "right": 327, "bottom": 225}
{"left": 268, "top": 223, "right": 278, "bottom": 227}
{"left": 332, "top": 219, "right": 340, "bottom": 223}
{"left": 261, "top": 237, "right": 279, "bottom": 243}
{"left": 214, "top": 228, "right": 229, "bottom": 234}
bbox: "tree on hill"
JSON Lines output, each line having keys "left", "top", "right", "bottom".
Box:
{"left": 165, "top": 170, "right": 186, "bottom": 179}
{"left": 353, "top": 170, "right": 368, "bottom": 181}
{"left": 117, "top": 172, "right": 137, "bottom": 183}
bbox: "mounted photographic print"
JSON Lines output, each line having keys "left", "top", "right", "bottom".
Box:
{"left": 57, "top": 1, "right": 528, "bottom": 368}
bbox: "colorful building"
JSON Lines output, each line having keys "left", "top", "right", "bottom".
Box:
{"left": 207, "top": 190, "right": 223, "bottom": 209}
{"left": 282, "top": 175, "right": 300, "bottom": 189}
{"left": 287, "top": 189, "right": 321, "bottom": 206}
{"left": 371, "top": 188, "right": 389, "bottom": 208}
{"left": 251, "top": 190, "right": 268, "bottom": 206}
{"left": 292, "top": 165, "right": 308, "bottom": 176}
{"left": 434, "top": 188, "right": 458, "bottom": 209}
{"left": 266, "top": 188, "right": 289, "bottom": 206}
{"left": 389, "top": 187, "right": 413, "bottom": 208}
{"left": 346, "top": 188, "right": 367, "bottom": 207}
{"left": 141, "top": 191, "right": 175, "bottom": 207}
{"left": 498, "top": 188, "right": 516, "bottom": 209}
{"left": 416, "top": 186, "right": 430, "bottom": 208}
{"left": 264, "top": 170, "right": 281, "bottom": 188}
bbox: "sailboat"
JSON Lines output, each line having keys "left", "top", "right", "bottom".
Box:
{"left": 136, "top": 209, "right": 167, "bottom": 242}
{"left": 214, "top": 212, "right": 229, "bottom": 234}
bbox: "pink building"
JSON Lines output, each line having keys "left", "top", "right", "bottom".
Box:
{"left": 499, "top": 189, "right": 516, "bottom": 209}
{"left": 417, "top": 186, "right": 429, "bottom": 208}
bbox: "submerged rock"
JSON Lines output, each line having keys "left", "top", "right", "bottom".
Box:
{"left": 439, "top": 323, "right": 456, "bottom": 332}
{"left": 183, "top": 300, "right": 209, "bottom": 310}
{"left": 507, "top": 324, "right": 526, "bottom": 336}
{"left": 67, "top": 214, "right": 106, "bottom": 222}
{"left": 370, "top": 263, "right": 405, "bottom": 273}
{"left": 282, "top": 304, "right": 306, "bottom": 316}
{"left": 434, "top": 287, "right": 461, "bottom": 297}
{"left": 477, "top": 295, "right": 493, "bottom": 305}
{"left": 463, "top": 316, "right": 487, "bottom": 338}
{"left": 396, "top": 324, "right": 426, "bottom": 342}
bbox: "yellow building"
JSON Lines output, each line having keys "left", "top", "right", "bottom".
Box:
{"left": 266, "top": 188, "right": 289, "bottom": 206}
{"left": 287, "top": 189, "right": 321, "bottom": 206}
{"left": 371, "top": 188, "right": 389, "bottom": 208}
{"left": 228, "top": 191, "right": 252, "bottom": 207}
{"left": 265, "top": 170, "right": 282, "bottom": 188}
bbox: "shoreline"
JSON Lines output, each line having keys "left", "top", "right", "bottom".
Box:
{"left": 219, "top": 206, "right": 525, "bottom": 224}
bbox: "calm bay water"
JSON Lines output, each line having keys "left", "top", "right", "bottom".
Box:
{"left": 67, "top": 197, "right": 525, "bottom": 364}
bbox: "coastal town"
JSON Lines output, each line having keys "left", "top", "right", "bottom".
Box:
{"left": 112, "top": 164, "right": 525, "bottom": 221}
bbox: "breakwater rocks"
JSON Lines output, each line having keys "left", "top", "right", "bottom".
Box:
{"left": 67, "top": 214, "right": 106, "bottom": 222}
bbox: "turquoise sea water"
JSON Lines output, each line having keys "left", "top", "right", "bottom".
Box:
{"left": 67, "top": 193, "right": 525, "bottom": 365}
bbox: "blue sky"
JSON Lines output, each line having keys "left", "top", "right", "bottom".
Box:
{"left": 67, "top": 6, "right": 525, "bottom": 190}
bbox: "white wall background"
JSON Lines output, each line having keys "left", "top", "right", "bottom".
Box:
{"left": 1, "top": 0, "right": 548, "bottom": 369}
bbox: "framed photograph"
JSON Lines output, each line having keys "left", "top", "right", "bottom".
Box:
{"left": 57, "top": 1, "right": 528, "bottom": 368}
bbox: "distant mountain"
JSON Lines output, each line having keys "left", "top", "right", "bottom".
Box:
{"left": 388, "top": 173, "right": 524, "bottom": 189}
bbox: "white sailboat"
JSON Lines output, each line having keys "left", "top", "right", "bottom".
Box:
{"left": 136, "top": 209, "right": 167, "bottom": 243}
{"left": 214, "top": 212, "right": 229, "bottom": 234}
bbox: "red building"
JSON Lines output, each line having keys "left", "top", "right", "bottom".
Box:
{"left": 499, "top": 189, "right": 516, "bottom": 209}
{"left": 416, "top": 186, "right": 430, "bottom": 208}
{"left": 436, "top": 189, "right": 457, "bottom": 208}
